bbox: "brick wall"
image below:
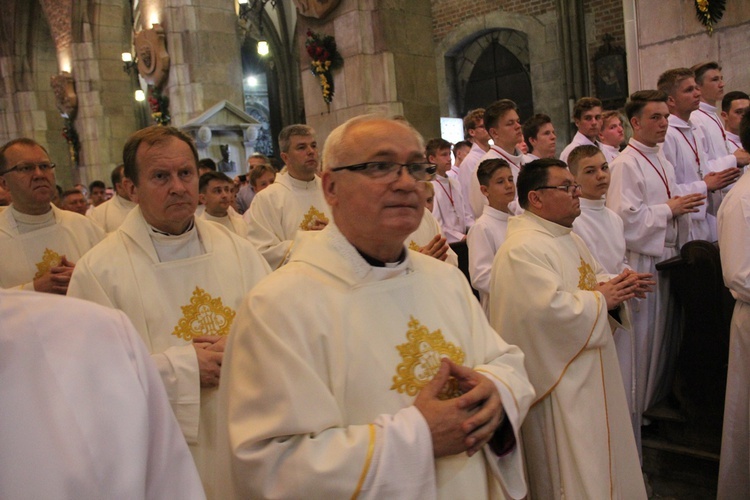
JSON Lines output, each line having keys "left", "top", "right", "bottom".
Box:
{"left": 431, "top": 0, "right": 556, "bottom": 41}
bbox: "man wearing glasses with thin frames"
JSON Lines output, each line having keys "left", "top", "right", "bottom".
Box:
{"left": 219, "top": 115, "right": 535, "bottom": 499}
{"left": 0, "top": 138, "right": 103, "bottom": 294}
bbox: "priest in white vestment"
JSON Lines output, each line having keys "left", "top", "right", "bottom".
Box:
{"left": 658, "top": 68, "right": 741, "bottom": 242}
{"left": 0, "top": 289, "right": 205, "bottom": 500}
{"left": 716, "top": 116, "right": 750, "bottom": 499}
{"left": 245, "top": 124, "right": 330, "bottom": 268}
{"left": 491, "top": 158, "right": 649, "bottom": 499}
{"left": 559, "top": 97, "right": 603, "bottom": 164}
{"left": 467, "top": 158, "right": 515, "bottom": 315}
{"left": 219, "top": 115, "right": 535, "bottom": 500}
{"left": 606, "top": 90, "right": 705, "bottom": 415}
{"left": 0, "top": 138, "right": 104, "bottom": 293}
{"left": 88, "top": 164, "right": 137, "bottom": 232}
{"left": 197, "top": 171, "right": 248, "bottom": 238}
{"left": 68, "top": 126, "right": 270, "bottom": 499}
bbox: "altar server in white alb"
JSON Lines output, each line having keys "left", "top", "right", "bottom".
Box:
{"left": 219, "top": 115, "right": 535, "bottom": 500}
{"left": 197, "top": 171, "right": 248, "bottom": 238}
{"left": 245, "top": 124, "right": 330, "bottom": 268}
{"left": 68, "top": 126, "right": 270, "bottom": 499}
{"left": 88, "top": 164, "right": 137, "bottom": 233}
{"left": 658, "top": 67, "right": 740, "bottom": 242}
{"left": 606, "top": 90, "right": 705, "bottom": 415}
{"left": 522, "top": 113, "right": 557, "bottom": 161}
{"left": 467, "top": 158, "right": 515, "bottom": 315}
{"left": 0, "top": 289, "right": 205, "bottom": 500}
{"left": 429, "top": 137, "right": 472, "bottom": 242}
{"left": 491, "top": 158, "right": 651, "bottom": 499}
{"left": 569, "top": 145, "right": 656, "bottom": 457}
{"left": 721, "top": 91, "right": 750, "bottom": 154}
{"left": 717, "top": 111, "right": 750, "bottom": 500}
{"left": 0, "top": 138, "right": 104, "bottom": 293}
{"left": 559, "top": 97, "right": 603, "bottom": 164}
{"left": 458, "top": 108, "right": 492, "bottom": 221}
{"left": 598, "top": 110, "right": 625, "bottom": 163}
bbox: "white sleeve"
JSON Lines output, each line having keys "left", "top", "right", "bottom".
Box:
{"left": 467, "top": 222, "right": 494, "bottom": 295}
{"left": 245, "top": 192, "right": 292, "bottom": 269}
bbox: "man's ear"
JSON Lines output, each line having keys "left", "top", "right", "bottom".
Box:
{"left": 480, "top": 184, "right": 489, "bottom": 198}
{"left": 321, "top": 171, "right": 337, "bottom": 207}
{"left": 280, "top": 151, "right": 289, "bottom": 166}
{"left": 127, "top": 178, "right": 139, "bottom": 203}
{"left": 527, "top": 190, "right": 543, "bottom": 210}
{"left": 198, "top": 192, "right": 206, "bottom": 205}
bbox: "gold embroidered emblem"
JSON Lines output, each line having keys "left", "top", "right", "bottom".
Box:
{"left": 578, "top": 257, "right": 598, "bottom": 291}
{"left": 408, "top": 240, "right": 420, "bottom": 251}
{"left": 299, "top": 206, "right": 329, "bottom": 230}
{"left": 171, "top": 287, "right": 236, "bottom": 341}
{"left": 391, "top": 316, "right": 465, "bottom": 400}
{"left": 34, "top": 248, "right": 62, "bottom": 279}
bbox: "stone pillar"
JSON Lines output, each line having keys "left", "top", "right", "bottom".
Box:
{"left": 299, "top": 0, "right": 440, "bottom": 142}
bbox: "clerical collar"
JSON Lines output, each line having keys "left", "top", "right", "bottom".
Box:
{"left": 285, "top": 173, "right": 319, "bottom": 190}
{"left": 355, "top": 247, "right": 407, "bottom": 267}
{"left": 10, "top": 205, "right": 54, "bottom": 225}
{"left": 148, "top": 218, "right": 195, "bottom": 236}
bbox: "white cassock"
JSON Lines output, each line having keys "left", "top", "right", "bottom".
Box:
{"left": 447, "top": 165, "right": 460, "bottom": 181}
{"left": 726, "top": 130, "right": 742, "bottom": 154}
{"left": 0, "top": 289, "right": 205, "bottom": 500}
{"left": 467, "top": 147, "right": 527, "bottom": 220}
{"left": 68, "top": 207, "right": 270, "bottom": 499}
{"left": 245, "top": 172, "right": 331, "bottom": 269}
{"left": 717, "top": 172, "right": 750, "bottom": 499}
{"left": 0, "top": 204, "right": 104, "bottom": 290}
{"left": 406, "top": 208, "right": 459, "bottom": 266}
{"left": 692, "top": 102, "right": 739, "bottom": 213}
{"left": 559, "top": 131, "right": 600, "bottom": 164}
{"left": 432, "top": 175, "right": 472, "bottom": 243}
{"left": 88, "top": 193, "right": 137, "bottom": 233}
{"left": 489, "top": 211, "right": 646, "bottom": 500}
{"left": 198, "top": 210, "right": 249, "bottom": 238}
{"left": 662, "top": 115, "right": 713, "bottom": 241}
{"left": 572, "top": 197, "right": 641, "bottom": 457}
{"left": 467, "top": 205, "right": 510, "bottom": 315}
{"left": 606, "top": 139, "right": 691, "bottom": 413}
{"left": 458, "top": 142, "right": 488, "bottom": 224}
{"left": 218, "top": 223, "right": 536, "bottom": 500}
{"left": 600, "top": 143, "right": 621, "bottom": 164}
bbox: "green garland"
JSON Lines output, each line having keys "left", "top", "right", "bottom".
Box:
{"left": 695, "top": 0, "right": 726, "bottom": 36}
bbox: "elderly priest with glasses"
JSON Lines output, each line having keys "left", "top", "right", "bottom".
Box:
{"left": 218, "top": 115, "right": 535, "bottom": 499}
{"left": 0, "top": 138, "right": 103, "bottom": 294}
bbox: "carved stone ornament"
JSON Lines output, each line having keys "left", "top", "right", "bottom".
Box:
{"left": 135, "top": 24, "right": 170, "bottom": 89}
{"left": 292, "top": 0, "right": 341, "bottom": 19}
{"left": 49, "top": 72, "right": 77, "bottom": 119}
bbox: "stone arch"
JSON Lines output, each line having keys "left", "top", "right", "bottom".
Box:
{"left": 434, "top": 10, "right": 569, "bottom": 145}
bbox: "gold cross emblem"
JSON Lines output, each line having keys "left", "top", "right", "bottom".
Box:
{"left": 578, "top": 257, "right": 597, "bottom": 291}
{"left": 299, "top": 206, "right": 329, "bottom": 230}
{"left": 34, "top": 248, "right": 62, "bottom": 279}
{"left": 171, "top": 287, "right": 236, "bottom": 341}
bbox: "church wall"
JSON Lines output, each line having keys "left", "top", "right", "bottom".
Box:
{"left": 634, "top": 0, "right": 750, "bottom": 93}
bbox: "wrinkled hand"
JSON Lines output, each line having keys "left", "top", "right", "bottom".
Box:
{"left": 704, "top": 167, "right": 741, "bottom": 191}
{"left": 193, "top": 337, "right": 224, "bottom": 388}
{"left": 34, "top": 255, "right": 75, "bottom": 295}
{"left": 415, "top": 358, "right": 504, "bottom": 458}
{"left": 595, "top": 271, "right": 639, "bottom": 310}
{"left": 419, "top": 234, "right": 449, "bottom": 262}
{"left": 666, "top": 193, "right": 705, "bottom": 217}
{"left": 622, "top": 269, "right": 655, "bottom": 299}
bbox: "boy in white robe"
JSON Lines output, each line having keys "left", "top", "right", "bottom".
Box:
{"left": 88, "top": 164, "right": 137, "bottom": 232}
{"left": 606, "top": 90, "right": 705, "bottom": 414}
{"left": 559, "top": 97, "right": 603, "bottom": 163}
{"left": 569, "top": 145, "right": 656, "bottom": 458}
{"left": 458, "top": 109, "right": 492, "bottom": 222}
{"left": 245, "top": 125, "right": 330, "bottom": 269}
{"left": 598, "top": 110, "right": 625, "bottom": 163}
{"left": 197, "top": 171, "right": 248, "bottom": 238}
{"left": 0, "top": 138, "right": 104, "bottom": 293}
{"left": 219, "top": 115, "right": 535, "bottom": 499}
{"left": 68, "top": 126, "right": 271, "bottom": 499}
{"left": 716, "top": 113, "right": 750, "bottom": 499}
{"left": 467, "top": 158, "right": 515, "bottom": 314}
{"left": 0, "top": 289, "right": 205, "bottom": 500}
{"left": 490, "top": 158, "right": 651, "bottom": 499}
{"left": 429, "top": 137, "right": 472, "bottom": 243}
{"left": 721, "top": 90, "right": 750, "bottom": 154}
{"left": 522, "top": 113, "right": 557, "bottom": 161}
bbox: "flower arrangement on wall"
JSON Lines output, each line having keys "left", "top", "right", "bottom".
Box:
{"left": 148, "top": 86, "right": 171, "bottom": 126}
{"left": 695, "top": 0, "right": 726, "bottom": 36}
{"left": 305, "top": 30, "right": 343, "bottom": 111}
{"left": 61, "top": 117, "right": 80, "bottom": 167}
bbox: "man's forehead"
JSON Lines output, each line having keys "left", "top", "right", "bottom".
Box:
{"left": 7, "top": 143, "right": 48, "bottom": 160}
{"left": 578, "top": 153, "right": 606, "bottom": 168}
{"left": 549, "top": 166, "right": 574, "bottom": 181}
{"left": 343, "top": 120, "right": 422, "bottom": 160}
{"left": 731, "top": 100, "right": 750, "bottom": 111}
{"left": 289, "top": 135, "right": 315, "bottom": 145}
{"left": 581, "top": 107, "right": 602, "bottom": 117}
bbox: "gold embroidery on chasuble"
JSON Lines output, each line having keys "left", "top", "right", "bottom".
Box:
{"left": 34, "top": 248, "right": 62, "bottom": 279}
{"left": 408, "top": 240, "right": 420, "bottom": 251}
{"left": 578, "top": 257, "right": 597, "bottom": 291}
{"left": 171, "top": 286, "right": 236, "bottom": 341}
{"left": 299, "top": 206, "right": 329, "bottom": 231}
{"left": 391, "top": 316, "right": 465, "bottom": 400}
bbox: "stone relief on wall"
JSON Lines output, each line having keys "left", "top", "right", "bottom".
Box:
{"left": 135, "top": 25, "right": 170, "bottom": 89}
{"left": 50, "top": 72, "right": 77, "bottom": 118}
{"left": 293, "top": 0, "right": 341, "bottom": 19}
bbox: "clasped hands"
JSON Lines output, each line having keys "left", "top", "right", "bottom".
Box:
{"left": 595, "top": 269, "right": 655, "bottom": 310}
{"left": 415, "top": 358, "right": 504, "bottom": 458}
{"left": 193, "top": 335, "right": 226, "bottom": 388}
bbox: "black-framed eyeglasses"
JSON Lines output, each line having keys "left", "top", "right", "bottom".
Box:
{"left": 1, "top": 162, "right": 56, "bottom": 176}
{"left": 330, "top": 162, "right": 437, "bottom": 182}
{"left": 535, "top": 183, "right": 582, "bottom": 195}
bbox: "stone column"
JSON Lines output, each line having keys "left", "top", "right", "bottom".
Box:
{"left": 299, "top": 0, "right": 440, "bottom": 142}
